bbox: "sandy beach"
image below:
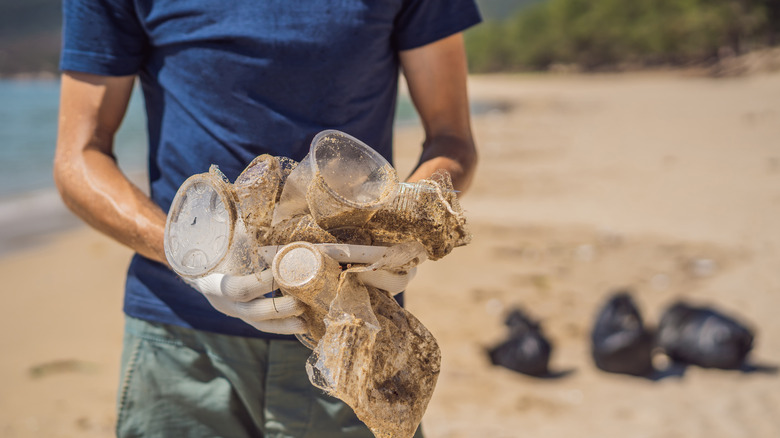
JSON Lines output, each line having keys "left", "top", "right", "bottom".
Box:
{"left": 2, "top": 71, "right": 779, "bottom": 437}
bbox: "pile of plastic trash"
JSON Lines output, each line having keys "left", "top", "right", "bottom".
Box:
{"left": 163, "top": 130, "right": 470, "bottom": 438}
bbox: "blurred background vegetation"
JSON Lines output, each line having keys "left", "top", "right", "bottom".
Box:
{"left": 0, "top": 0, "right": 61, "bottom": 76}
{"left": 468, "top": 0, "right": 780, "bottom": 72}
{"left": 0, "top": 0, "right": 778, "bottom": 76}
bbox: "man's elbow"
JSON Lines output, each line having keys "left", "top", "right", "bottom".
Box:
{"left": 52, "top": 150, "right": 80, "bottom": 212}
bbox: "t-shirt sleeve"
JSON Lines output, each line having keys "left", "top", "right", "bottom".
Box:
{"left": 60, "top": 0, "right": 148, "bottom": 76}
{"left": 393, "top": 0, "right": 482, "bottom": 51}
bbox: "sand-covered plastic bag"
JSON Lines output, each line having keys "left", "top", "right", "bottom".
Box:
{"left": 270, "top": 241, "right": 439, "bottom": 437}
{"left": 366, "top": 170, "right": 470, "bottom": 260}
{"left": 306, "top": 268, "right": 440, "bottom": 438}
{"left": 282, "top": 242, "right": 439, "bottom": 438}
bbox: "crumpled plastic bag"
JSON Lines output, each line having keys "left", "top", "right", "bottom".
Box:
{"left": 488, "top": 308, "right": 552, "bottom": 377}
{"left": 305, "top": 243, "right": 440, "bottom": 438}
{"left": 657, "top": 301, "right": 754, "bottom": 369}
{"left": 591, "top": 292, "right": 655, "bottom": 377}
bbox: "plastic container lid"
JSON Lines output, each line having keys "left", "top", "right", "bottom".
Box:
{"left": 164, "top": 174, "right": 236, "bottom": 278}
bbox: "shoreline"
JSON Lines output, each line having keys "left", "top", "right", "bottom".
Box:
{"left": 0, "top": 188, "right": 85, "bottom": 259}
{"left": 0, "top": 171, "right": 149, "bottom": 260}
{"left": 5, "top": 45, "right": 780, "bottom": 80}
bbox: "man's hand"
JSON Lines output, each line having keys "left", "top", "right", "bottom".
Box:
{"left": 328, "top": 242, "right": 426, "bottom": 296}
{"left": 187, "top": 269, "right": 307, "bottom": 334}
{"left": 187, "top": 242, "right": 424, "bottom": 335}
{"left": 356, "top": 267, "right": 417, "bottom": 296}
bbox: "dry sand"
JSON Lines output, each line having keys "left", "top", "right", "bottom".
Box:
{"left": 2, "top": 71, "right": 779, "bottom": 437}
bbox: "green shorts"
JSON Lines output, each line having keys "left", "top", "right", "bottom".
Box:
{"left": 117, "top": 316, "right": 424, "bottom": 438}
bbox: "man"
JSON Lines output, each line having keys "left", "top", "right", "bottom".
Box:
{"left": 54, "top": 1, "right": 480, "bottom": 436}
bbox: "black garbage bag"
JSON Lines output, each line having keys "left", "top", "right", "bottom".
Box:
{"left": 656, "top": 302, "right": 754, "bottom": 369}
{"left": 591, "top": 292, "right": 655, "bottom": 376}
{"left": 487, "top": 308, "right": 551, "bottom": 377}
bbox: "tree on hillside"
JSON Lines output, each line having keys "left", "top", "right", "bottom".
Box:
{"left": 466, "top": 0, "right": 775, "bottom": 72}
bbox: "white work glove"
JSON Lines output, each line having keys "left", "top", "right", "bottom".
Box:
{"left": 186, "top": 242, "right": 424, "bottom": 335}
{"left": 319, "top": 242, "right": 425, "bottom": 296}
{"left": 186, "top": 269, "right": 307, "bottom": 335}
{"left": 355, "top": 267, "right": 417, "bottom": 295}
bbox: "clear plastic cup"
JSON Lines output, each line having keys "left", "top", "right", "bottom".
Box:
{"left": 164, "top": 166, "right": 255, "bottom": 278}
{"left": 307, "top": 130, "right": 399, "bottom": 229}
{"left": 272, "top": 130, "right": 399, "bottom": 230}
{"left": 271, "top": 241, "right": 341, "bottom": 304}
{"left": 271, "top": 241, "right": 342, "bottom": 346}
{"left": 232, "top": 155, "right": 287, "bottom": 233}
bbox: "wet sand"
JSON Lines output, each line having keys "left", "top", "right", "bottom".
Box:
{"left": 2, "top": 71, "right": 780, "bottom": 437}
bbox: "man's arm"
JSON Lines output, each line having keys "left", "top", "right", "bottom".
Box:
{"left": 400, "top": 32, "right": 477, "bottom": 194}
{"left": 53, "top": 71, "right": 168, "bottom": 264}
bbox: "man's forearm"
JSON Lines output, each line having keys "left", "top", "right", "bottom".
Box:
{"left": 54, "top": 147, "right": 168, "bottom": 264}
{"left": 54, "top": 72, "right": 168, "bottom": 265}
{"left": 399, "top": 33, "right": 477, "bottom": 196}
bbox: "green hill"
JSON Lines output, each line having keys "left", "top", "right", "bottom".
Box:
{"left": 475, "top": 0, "right": 543, "bottom": 21}
{"left": 465, "top": 0, "right": 780, "bottom": 72}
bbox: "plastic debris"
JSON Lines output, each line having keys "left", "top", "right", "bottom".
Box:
{"left": 307, "top": 273, "right": 440, "bottom": 438}
{"left": 487, "top": 308, "right": 552, "bottom": 377}
{"left": 657, "top": 302, "right": 754, "bottom": 369}
{"left": 591, "top": 292, "right": 655, "bottom": 377}
{"left": 163, "top": 130, "right": 470, "bottom": 438}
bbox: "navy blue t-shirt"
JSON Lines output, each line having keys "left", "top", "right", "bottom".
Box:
{"left": 61, "top": 0, "right": 481, "bottom": 338}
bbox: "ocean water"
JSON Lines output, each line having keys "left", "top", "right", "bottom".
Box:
{"left": 0, "top": 79, "right": 150, "bottom": 255}
{"left": 0, "top": 80, "right": 149, "bottom": 198}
